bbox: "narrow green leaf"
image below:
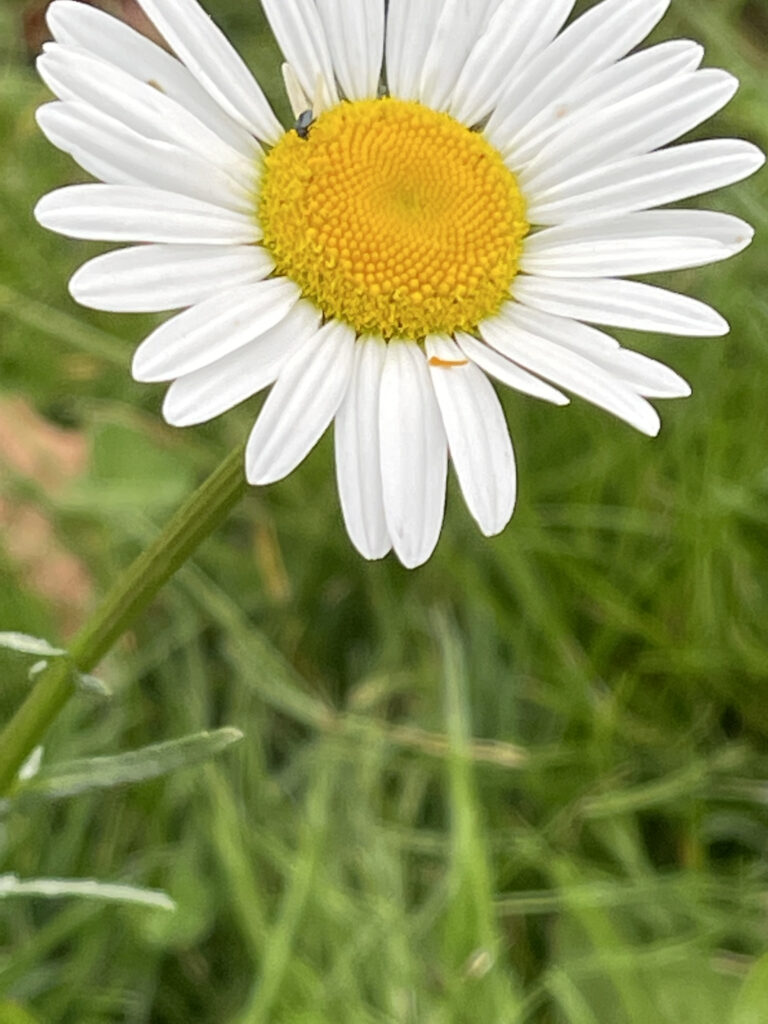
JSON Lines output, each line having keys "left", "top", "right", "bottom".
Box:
{"left": 0, "top": 874, "right": 175, "bottom": 911}
{"left": 75, "top": 672, "right": 112, "bottom": 698}
{"left": 548, "top": 970, "right": 602, "bottom": 1024}
{"left": 16, "top": 728, "right": 244, "bottom": 799}
{"left": 732, "top": 953, "right": 768, "bottom": 1024}
{"left": 0, "top": 633, "right": 65, "bottom": 658}
{"left": 18, "top": 746, "right": 42, "bottom": 782}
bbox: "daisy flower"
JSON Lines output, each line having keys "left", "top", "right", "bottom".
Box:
{"left": 34, "top": 0, "right": 763, "bottom": 567}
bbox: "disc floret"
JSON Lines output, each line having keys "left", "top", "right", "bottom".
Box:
{"left": 259, "top": 98, "right": 528, "bottom": 340}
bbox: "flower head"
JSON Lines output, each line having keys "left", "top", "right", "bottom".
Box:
{"left": 35, "top": 0, "right": 763, "bottom": 567}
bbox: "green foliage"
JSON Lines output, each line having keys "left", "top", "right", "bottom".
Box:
{"left": 1, "top": 1, "right": 768, "bottom": 1022}
{"left": 733, "top": 954, "right": 768, "bottom": 1024}
{"left": 0, "top": 634, "right": 65, "bottom": 657}
{"left": 14, "top": 728, "right": 244, "bottom": 800}
{"left": 0, "top": 875, "right": 175, "bottom": 912}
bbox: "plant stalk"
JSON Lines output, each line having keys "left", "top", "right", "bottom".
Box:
{"left": 0, "top": 445, "right": 247, "bottom": 795}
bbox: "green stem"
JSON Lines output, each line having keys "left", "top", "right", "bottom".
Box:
{"left": 0, "top": 444, "right": 247, "bottom": 795}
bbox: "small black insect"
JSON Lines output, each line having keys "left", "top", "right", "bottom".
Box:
{"left": 295, "top": 109, "right": 315, "bottom": 140}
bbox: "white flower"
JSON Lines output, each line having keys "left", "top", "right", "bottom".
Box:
{"left": 35, "top": 0, "right": 763, "bottom": 568}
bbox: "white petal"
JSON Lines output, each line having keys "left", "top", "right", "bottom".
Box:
{"left": 520, "top": 70, "right": 738, "bottom": 193}
{"left": 521, "top": 211, "right": 754, "bottom": 278}
{"left": 163, "top": 301, "right": 322, "bottom": 426}
{"left": 36, "top": 101, "right": 252, "bottom": 212}
{"left": 137, "top": 0, "right": 283, "bottom": 143}
{"left": 449, "top": 0, "right": 575, "bottom": 127}
{"left": 456, "top": 332, "right": 569, "bottom": 406}
{"left": 417, "top": 0, "right": 503, "bottom": 112}
{"left": 334, "top": 338, "right": 391, "bottom": 560}
{"left": 262, "top": 0, "right": 339, "bottom": 111}
{"left": 528, "top": 140, "right": 765, "bottom": 224}
{"left": 508, "top": 40, "right": 704, "bottom": 169}
{"left": 498, "top": 305, "right": 620, "bottom": 357}
{"left": 69, "top": 244, "right": 274, "bottom": 313}
{"left": 596, "top": 350, "right": 691, "bottom": 399}
{"left": 385, "top": 0, "right": 443, "bottom": 101}
{"left": 426, "top": 336, "right": 516, "bottom": 537}
{"left": 132, "top": 278, "right": 301, "bottom": 382}
{"left": 486, "top": 0, "right": 671, "bottom": 153}
{"left": 246, "top": 321, "right": 356, "bottom": 486}
{"left": 513, "top": 276, "right": 729, "bottom": 337}
{"left": 483, "top": 308, "right": 661, "bottom": 435}
{"left": 282, "top": 62, "right": 310, "bottom": 120}
{"left": 314, "top": 0, "right": 384, "bottom": 100}
{"left": 379, "top": 342, "right": 447, "bottom": 569}
{"left": 45, "top": 1, "right": 254, "bottom": 155}
{"left": 35, "top": 185, "right": 259, "bottom": 244}
{"left": 505, "top": 306, "right": 690, "bottom": 398}
{"left": 37, "top": 44, "right": 258, "bottom": 193}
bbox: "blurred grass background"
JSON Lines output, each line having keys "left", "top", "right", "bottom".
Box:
{"left": 1, "top": 0, "right": 768, "bottom": 1021}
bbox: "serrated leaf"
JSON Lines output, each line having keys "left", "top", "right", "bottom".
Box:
{"left": 16, "top": 727, "right": 244, "bottom": 799}
{"left": 0, "top": 874, "right": 175, "bottom": 911}
{"left": 732, "top": 953, "right": 768, "bottom": 1024}
{"left": 0, "top": 633, "right": 65, "bottom": 657}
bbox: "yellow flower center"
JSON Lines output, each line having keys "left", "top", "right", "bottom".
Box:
{"left": 258, "top": 98, "right": 528, "bottom": 340}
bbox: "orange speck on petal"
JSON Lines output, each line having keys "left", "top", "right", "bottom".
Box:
{"left": 428, "top": 356, "right": 470, "bottom": 369}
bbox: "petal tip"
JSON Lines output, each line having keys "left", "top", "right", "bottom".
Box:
{"left": 67, "top": 265, "right": 92, "bottom": 306}
{"left": 477, "top": 508, "right": 515, "bottom": 539}
{"left": 161, "top": 391, "right": 194, "bottom": 429}
{"left": 33, "top": 192, "right": 56, "bottom": 229}
{"left": 720, "top": 70, "right": 740, "bottom": 100}
{"left": 346, "top": 524, "right": 393, "bottom": 563}
{"left": 389, "top": 526, "right": 440, "bottom": 571}
{"left": 34, "top": 102, "right": 56, "bottom": 131}
{"left": 244, "top": 464, "right": 265, "bottom": 487}
{"left": 66, "top": 275, "right": 86, "bottom": 308}
{"left": 641, "top": 412, "right": 662, "bottom": 438}
{"left": 728, "top": 223, "right": 756, "bottom": 255}
{"left": 244, "top": 446, "right": 278, "bottom": 488}
{"left": 395, "top": 550, "right": 431, "bottom": 571}
{"left": 131, "top": 348, "right": 165, "bottom": 384}
{"left": 356, "top": 543, "right": 392, "bottom": 563}
{"left": 32, "top": 197, "right": 46, "bottom": 226}
{"left": 746, "top": 143, "right": 767, "bottom": 173}
{"left": 711, "top": 314, "right": 730, "bottom": 337}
